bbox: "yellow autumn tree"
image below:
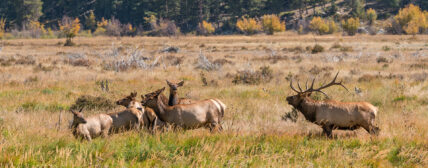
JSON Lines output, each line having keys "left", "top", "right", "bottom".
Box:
{"left": 310, "top": 17, "right": 329, "bottom": 35}
{"left": 342, "top": 17, "right": 360, "bottom": 36}
{"left": 394, "top": 4, "right": 428, "bottom": 35}
{"left": 261, "top": 14, "right": 285, "bottom": 35}
{"left": 94, "top": 17, "right": 108, "bottom": 36}
{"left": 236, "top": 17, "right": 261, "bottom": 35}
{"left": 29, "top": 21, "right": 46, "bottom": 38}
{"left": 198, "top": 20, "right": 215, "bottom": 35}
{"left": 0, "top": 18, "right": 5, "bottom": 39}
{"left": 366, "top": 8, "right": 377, "bottom": 25}
{"left": 59, "top": 17, "right": 81, "bottom": 46}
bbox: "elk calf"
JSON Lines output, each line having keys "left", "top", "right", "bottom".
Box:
{"left": 70, "top": 109, "right": 113, "bottom": 141}
{"left": 286, "top": 72, "right": 379, "bottom": 137}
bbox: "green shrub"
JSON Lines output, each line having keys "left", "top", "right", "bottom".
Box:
{"left": 311, "top": 44, "right": 324, "bottom": 54}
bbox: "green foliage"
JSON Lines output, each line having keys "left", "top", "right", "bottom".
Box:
{"left": 349, "top": 0, "right": 365, "bottom": 18}
{"left": 366, "top": 8, "right": 377, "bottom": 25}
{"left": 85, "top": 11, "right": 97, "bottom": 32}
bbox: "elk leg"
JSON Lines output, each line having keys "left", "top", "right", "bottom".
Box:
{"left": 322, "top": 125, "right": 333, "bottom": 138}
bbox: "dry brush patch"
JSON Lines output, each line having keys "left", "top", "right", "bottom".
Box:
{"left": 0, "top": 35, "right": 427, "bottom": 167}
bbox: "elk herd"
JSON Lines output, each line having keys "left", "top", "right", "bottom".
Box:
{"left": 70, "top": 72, "right": 379, "bottom": 141}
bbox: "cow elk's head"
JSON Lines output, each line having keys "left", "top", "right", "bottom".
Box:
{"left": 116, "top": 91, "right": 138, "bottom": 107}
{"left": 286, "top": 72, "right": 349, "bottom": 107}
{"left": 166, "top": 80, "right": 184, "bottom": 92}
{"left": 71, "top": 108, "right": 87, "bottom": 125}
{"left": 141, "top": 87, "right": 165, "bottom": 105}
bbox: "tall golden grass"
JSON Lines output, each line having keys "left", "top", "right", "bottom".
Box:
{"left": 0, "top": 34, "right": 427, "bottom": 167}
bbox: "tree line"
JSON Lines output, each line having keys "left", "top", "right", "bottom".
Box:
{"left": 0, "top": 0, "right": 428, "bottom": 34}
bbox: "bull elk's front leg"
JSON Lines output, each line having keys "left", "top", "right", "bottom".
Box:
{"left": 321, "top": 125, "right": 333, "bottom": 138}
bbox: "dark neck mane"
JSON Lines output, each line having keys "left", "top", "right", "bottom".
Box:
{"left": 297, "top": 98, "right": 317, "bottom": 122}
{"left": 168, "top": 90, "right": 179, "bottom": 106}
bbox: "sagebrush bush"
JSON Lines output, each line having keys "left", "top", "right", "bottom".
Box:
{"left": 311, "top": 44, "right": 324, "bottom": 54}
{"left": 106, "top": 18, "right": 122, "bottom": 36}
{"left": 261, "top": 14, "right": 285, "bottom": 35}
{"left": 394, "top": 4, "right": 428, "bottom": 35}
{"left": 85, "top": 11, "right": 97, "bottom": 32}
{"left": 232, "top": 66, "right": 273, "bottom": 85}
{"left": 70, "top": 95, "right": 116, "bottom": 111}
{"left": 149, "top": 19, "right": 180, "bottom": 36}
{"left": 342, "top": 17, "right": 360, "bottom": 36}
{"left": 236, "top": 17, "right": 261, "bottom": 35}
{"left": 366, "top": 8, "right": 377, "bottom": 25}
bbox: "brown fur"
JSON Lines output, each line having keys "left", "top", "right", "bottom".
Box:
{"left": 287, "top": 91, "right": 379, "bottom": 137}
{"left": 112, "top": 92, "right": 144, "bottom": 132}
{"left": 143, "top": 88, "right": 226, "bottom": 132}
{"left": 166, "top": 80, "right": 195, "bottom": 106}
{"left": 70, "top": 109, "right": 113, "bottom": 141}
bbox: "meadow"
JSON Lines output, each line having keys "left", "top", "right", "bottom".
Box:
{"left": 0, "top": 34, "right": 427, "bottom": 167}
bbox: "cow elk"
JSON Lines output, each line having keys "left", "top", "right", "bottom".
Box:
{"left": 286, "top": 72, "right": 379, "bottom": 137}
{"left": 70, "top": 108, "right": 113, "bottom": 141}
{"left": 166, "top": 80, "right": 194, "bottom": 106}
{"left": 110, "top": 92, "right": 144, "bottom": 132}
{"left": 142, "top": 87, "right": 226, "bottom": 132}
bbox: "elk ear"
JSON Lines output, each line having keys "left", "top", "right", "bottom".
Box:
{"left": 71, "top": 109, "right": 84, "bottom": 118}
{"left": 305, "top": 92, "right": 312, "bottom": 97}
{"left": 155, "top": 87, "right": 165, "bottom": 95}
{"left": 177, "top": 81, "right": 184, "bottom": 87}
{"left": 166, "top": 80, "right": 173, "bottom": 87}
{"left": 131, "top": 91, "right": 137, "bottom": 98}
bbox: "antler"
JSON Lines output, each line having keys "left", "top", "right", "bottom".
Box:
{"left": 289, "top": 72, "right": 349, "bottom": 97}
{"left": 290, "top": 79, "right": 301, "bottom": 93}
{"left": 305, "top": 72, "right": 349, "bottom": 97}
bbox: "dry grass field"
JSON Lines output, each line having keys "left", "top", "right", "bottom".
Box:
{"left": 0, "top": 34, "right": 427, "bottom": 167}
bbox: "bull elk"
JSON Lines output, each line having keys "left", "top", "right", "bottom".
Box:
{"left": 70, "top": 108, "right": 113, "bottom": 141}
{"left": 142, "top": 87, "right": 226, "bottom": 132}
{"left": 286, "top": 72, "right": 379, "bottom": 137}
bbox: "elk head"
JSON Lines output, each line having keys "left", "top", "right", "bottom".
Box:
{"left": 166, "top": 80, "right": 184, "bottom": 92}
{"left": 286, "top": 72, "right": 349, "bottom": 108}
{"left": 71, "top": 108, "right": 86, "bottom": 125}
{"left": 116, "top": 91, "right": 138, "bottom": 107}
{"left": 141, "top": 87, "right": 165, "bottom": 106}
